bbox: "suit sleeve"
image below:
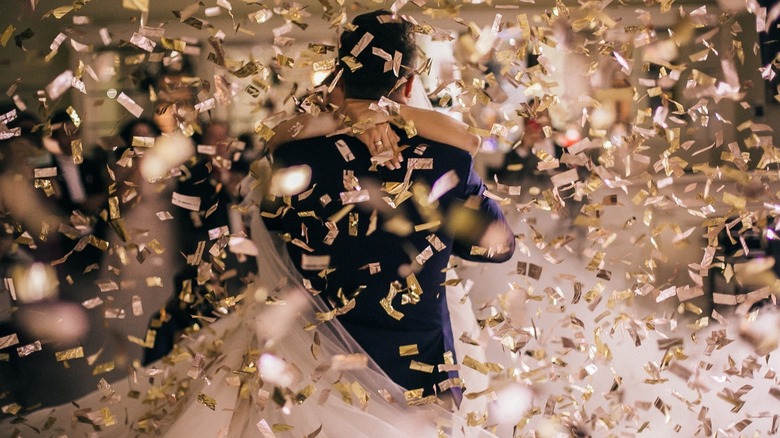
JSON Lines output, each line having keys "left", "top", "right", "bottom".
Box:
{"left": 450, "top": 153, "right": 515, "bottom": 263}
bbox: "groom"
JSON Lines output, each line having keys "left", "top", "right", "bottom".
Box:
{"left": 262, "top": 10, "right": 515, "bottom": 401}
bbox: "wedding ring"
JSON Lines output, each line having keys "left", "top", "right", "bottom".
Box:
{"left": 374, "top": 140, "right": 384, "bottom": 148}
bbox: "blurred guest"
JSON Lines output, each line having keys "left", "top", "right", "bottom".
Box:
{"left": 116, "top": 117, "right": 162, "bottom": 160}
{"left": 143, "top": 120, "right": 256, "bottom": 363}
{"left": 43, "top": 110, "right": 110, "bottom": 285}
{"left": 47, "top": 110, "right": 108, "bottom": 217}
{"left": 493, "top": 108, "right": 558, "bottom": 187}
{"left": 0, "top": 106, "right": 94, "bottom": 408}
{"left": 0, "top": 106, "right": 65, "bottom": 263}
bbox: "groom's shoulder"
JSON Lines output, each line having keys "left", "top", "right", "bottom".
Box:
{"left": 273, "top": 134, "right": 352, "bottom": 158}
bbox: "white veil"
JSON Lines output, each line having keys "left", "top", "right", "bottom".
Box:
{"left": 228, "top": 154, "right": 495, "bottom": 437}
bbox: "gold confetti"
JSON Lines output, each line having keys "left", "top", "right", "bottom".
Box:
{"left": 17, "top": 341, "right": 42, "bottom": 357}
{"left": 399, "top": 344, "right": 419, "bottom": 357}
{"left": 122, "top": 0, "right": 149, "bottom": 12}
{"left": 197, "top": 393, "right": 217, "bottom": 411}
{"left": 92, "top": 362, "right": 115, "bottom": 375}
{"left": 409, "top": 361, "right": 434, "bottom": 373}
{"left": 0, "top": 25, "right": 14, "bottom": 47}
{"left": 55, "top": 346, "right": 84, "bottom": 362}
{"left": 0, "top": 334, "right": 19, "bottom": 349}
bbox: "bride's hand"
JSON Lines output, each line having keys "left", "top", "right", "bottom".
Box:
{"left": 340, "top": 99, "right": 403, "bottom": 170}
{"left": 355, "top": 122, "right": 403, "bottom": 170}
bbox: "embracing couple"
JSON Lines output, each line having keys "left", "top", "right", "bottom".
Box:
{"left": 261, "top": 8, "right": 515, "bottom": 411}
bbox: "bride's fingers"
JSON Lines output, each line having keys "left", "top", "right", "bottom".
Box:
{"left": 379, "top": 124, "right": 401, "bottom": 169}
{"left": 357, "top": 129, "right": 397, "bottom": 169}
{"left": 357, "top": 131, "right": 380, "bottom": 156}
{"left": 388, "top": 129, "right": 403, "bottom": 164}
{"left": 364, "top": 124, "right": 402, "bottom": 170}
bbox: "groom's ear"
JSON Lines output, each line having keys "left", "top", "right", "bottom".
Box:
{"left": 403, "top": 75, "right": 416, "bottom": 99}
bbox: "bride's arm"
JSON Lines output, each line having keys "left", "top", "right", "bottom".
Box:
{"left": 398, "top": 105, "right": 481, "bottom": 155}
{"left": 266, "top": 102, "right": 482, "bottom": 164}
{"left": 339, "top": 99, "right": 481, "bottom": 155}
{"left": 266, "top": 113, "right": 341, "bottom": 153}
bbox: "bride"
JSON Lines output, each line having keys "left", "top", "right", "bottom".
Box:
{"left": 1, "top": 38, "right": 500, "bottom": 438}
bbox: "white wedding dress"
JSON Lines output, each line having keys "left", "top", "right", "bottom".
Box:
{"left": 1, "top": 82, "right": 494, "bottom": 437}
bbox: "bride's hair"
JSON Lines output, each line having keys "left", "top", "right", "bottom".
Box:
{"left": 338, "top": 10, "right": 416, "bottom": 100}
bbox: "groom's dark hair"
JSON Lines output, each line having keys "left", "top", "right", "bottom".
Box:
{"left": 338, "top": 10, "right": 416, "bottom": 100}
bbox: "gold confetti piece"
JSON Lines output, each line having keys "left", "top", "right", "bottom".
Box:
{"left": 88, "top": 235, "right": 109, "bottom": 251}
{"left": 334, "top": 139, "right": 355, "bottom": 162}
{"left": 155, "top": 211, "right": 173, "bottom": 221}
{"left": 172, "top": 192, "right": 201, "bottom": 211}
{"left": 197, "top": 393, "right": 217, "bottom": 411}
{"left": 256, "top": 419, "right": 277, "bottom": 437}
{"left": 294, "top": 384, "right": 316, "bottom": 405}
{"left": 116, "top": 92, "right": 143, "bottom": 118}
{"left": 82, "top": 297, "right": 103, "bottom": 309}
{"left": 462, "top": 355, "right": 490, "bottom": 375}
{"left": 272, "top": 424, "right": 294, "bottom": 433}
{"left": 351, "top": 381, "right": 369, "bottom": 410}
{"left": 123, "top": 0, "right": 149, "bottom": 12}
{"left": 132, "top": 295, "right": 143, "bottom": 316}
{"left": 34, "top": 167, "right": 58, "bottom": 178}
{"left": 0, "top": 25, "right": 14, "bottom": 47}
{"left": 409, "top": 360, "right": 434, "bottom": 373}
{"left": 348, "top": 212, "right": 359, "bottom": 237}
{"left": 1, "top": 403, "right": 21, "bottom": 415}
{"left": 55, "top": 346, "right": 84, "bottom": 362}
{"left": 0, "top": 333, "right": 19, "bottom": 349}
{"left": 414, "top": 221, "right": 441, "bottom": 232}
{"left": 107, "top": 196, "right": 120, "bottom": 220}
{"left": 341, "top": 56, "right": 362, "bottom": 72}
{"left": 127, "top": 330, "right": 155, "bottom": 348}
{"left": 516, "top": 261, "right": 543, "bottom": 280}
{"left": 92, "top": 362, "right": 115, "bottom": 375}
{"left": 17, "top": 340, "right": 42, "bottom": 357}
{"left": 415, "top": 245, "right": 434, "bottom": 266}
{"left": 131, "top": 136, "right": 155, "bottom": 148}
{"left": 404, "top": 388, "right": 424, "bottom": 402}
{"left": 402, "top": 273, "right": 423, "bottom": 306}
{"left": 97, "top": 280, "right": 119, "bottom": 292}
{"left": 351, "top": 32, "right": 374, "bottom": 57}
{"left": 585, "top": 252, "right": 604, "bottom": 271}
{"left": 425, "top": 234, "right": 446, "bottom": 252}
{"left": 105, "top": 308, "right": 125, "bottom": 319}
{"left": 399, "top": 344, "right": 419, "bottom": 357}
{"left": 340, "top": 190, "right": 370, "bottom": 205}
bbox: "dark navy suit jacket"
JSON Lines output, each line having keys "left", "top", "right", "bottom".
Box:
{"left": 262, "top": 129, "right": 514, "bottom": 396}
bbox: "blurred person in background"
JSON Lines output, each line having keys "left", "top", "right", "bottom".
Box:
{"left": 143, "top": 119, "right": 257, "bottom": 364}
{"left": 45, "top": 110, "right": 110, "bottom": 276}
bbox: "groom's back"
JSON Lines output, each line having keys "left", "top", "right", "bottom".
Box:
{"left": 264, "top": 131, "right": 484, "bottom": 393}
{"left": 262, "top": 9, "right": 513, "bottom": 396}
